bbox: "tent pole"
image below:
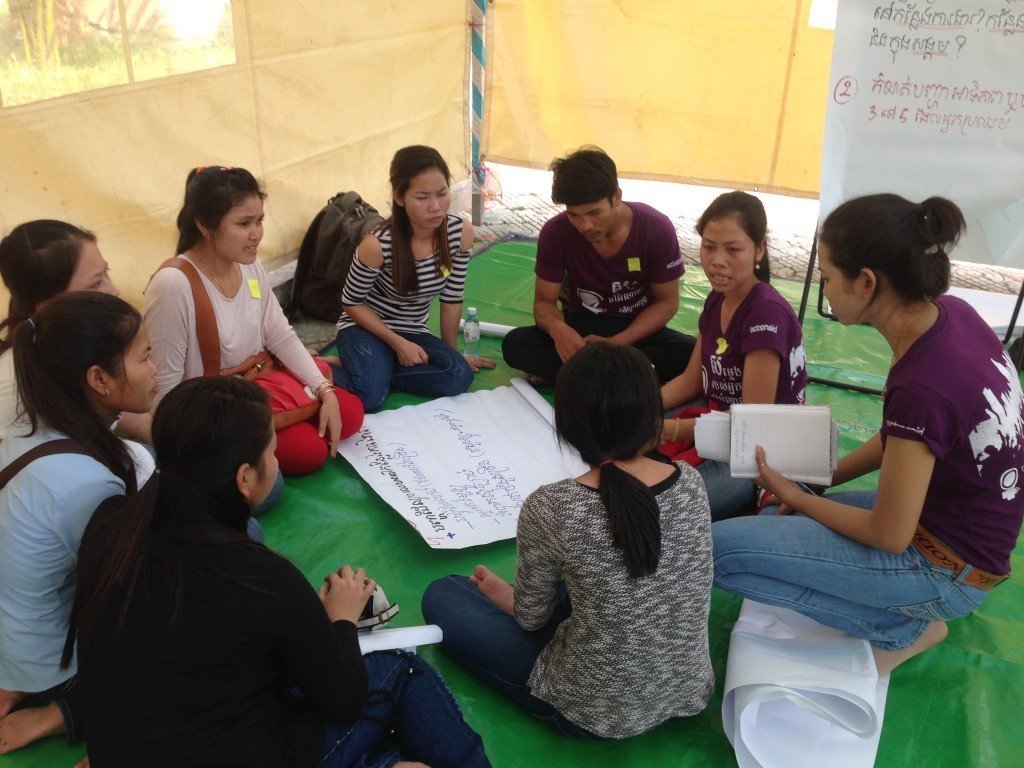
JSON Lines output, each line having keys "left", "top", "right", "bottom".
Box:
{"left": 470, "top": 0, "right": 487, "bottom": 226}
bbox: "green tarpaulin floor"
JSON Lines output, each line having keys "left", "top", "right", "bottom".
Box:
{"left": 6, "top": 240, "right": 1023, "bottom": 767}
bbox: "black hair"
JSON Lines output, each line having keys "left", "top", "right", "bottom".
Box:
{"left": 63, "top": 376, "right": 274, "bottom": 673}
{"left": 550, "top": 146, "right": 618, "bottom": 206}
{"left": 13, "top": 292, "right": 140, "bottom": 494}
{"left": 696, "top": 191, "right": 772, "bottom": 283}
{"left": 174, "top": 166, "right": 266, "bottom": 255}
{"left": 0, "top": 220, "right": 97, "bottom": 353}
{"left": 381, "top": 145, "right": 454, "bottom": 295}
{"left": 554, "top": 343, "right": 663, "bottom": 577}
{"left": 819, "top": 194, "right": 964, "bottom": 302}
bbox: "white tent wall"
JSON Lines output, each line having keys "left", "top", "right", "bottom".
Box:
{"left": 0, "top": 0, "right": 469, "bottom": 307}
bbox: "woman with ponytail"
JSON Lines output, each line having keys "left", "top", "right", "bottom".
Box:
{"left": 0, "top": 293, "right": 155, "bottom": 754}
{"left": 66, "top": 376, "right": 491, "bottom": 768}
{"left": 659, "top": 191, "right": 807, "bottom": 520}
{"left": 422, "top": 343, "right": 713, "bottom": 739}
{"left": 329, "top": 145, "right": 494, "bottom": 413}
{"left": 714, "top": 194, "right": 1024, "bottom": 675}
{"left": 0, "top": 220, "right": 121, "bottom": 440}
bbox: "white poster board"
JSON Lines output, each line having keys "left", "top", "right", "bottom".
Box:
{"left": 821, "top": 1, "right": 1024, "bottom": 267}
{"left": 337, "top": 379, "right": 587, "bottom": 549}
{"left": 723, "top": 600, "right": 890, "bottom": 768}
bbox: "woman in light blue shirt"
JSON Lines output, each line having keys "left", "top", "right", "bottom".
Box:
{"left": 0, "top": 292, "right": 156, "bottom": 755}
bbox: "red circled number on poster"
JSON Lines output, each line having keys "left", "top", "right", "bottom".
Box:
{"left": 833, "top": 76, "right": 857, "bottom": 105}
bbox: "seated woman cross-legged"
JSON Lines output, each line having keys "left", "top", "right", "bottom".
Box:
{"left": 329, "top": 145, "right": 494, "bottom": 413}
{"left": 659, "top": 191, "right": 807, "bottom": 521}
{"left": 423, "top": 343, "right": 713, "bottom": 739}
{"left": 64, "top": 376, "right": 491, "bottom": 768}
{"left": 145, "top": 166, "right": 364, "bottom": 483}
{"left": 0, "top": 293, "right": 155, "bottom": 754}
{"left": 713, "top": 194, "right": 1024, "bottom": 676}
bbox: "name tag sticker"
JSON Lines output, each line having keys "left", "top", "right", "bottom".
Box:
{"left": 247, "top": 278, "right": 261, "bottom": 299}
{"left": 627, "top": 257, "right": 641, "bottom": 272}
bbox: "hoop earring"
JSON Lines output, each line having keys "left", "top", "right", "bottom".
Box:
{"left": 103, "top": 388, "right": 110, "bottom": 396}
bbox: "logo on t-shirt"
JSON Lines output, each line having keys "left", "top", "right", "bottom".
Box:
{"left": 789, "top": 345, "right": 807, "bottom": 404}
{"left": 884, "top": 419, "right": 926, "bottom": 436}
{"left": 715, "top": 337, "right": 728, "bottom": 355}
{"left": 968, "top": 354, "right": 1024, "bottom": 500}
{"left": 749, "top": 323, "right": 778, "bottom": 334}
{"left": 578, "top": 289, "right": 603, "bottom": 314}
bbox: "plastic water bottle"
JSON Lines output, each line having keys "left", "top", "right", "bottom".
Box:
{"left": 463, "top": 307, "right": 480, "bottom": 358}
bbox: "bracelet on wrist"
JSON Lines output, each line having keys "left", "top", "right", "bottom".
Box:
{"left": 314, "top": 380, "right": 335, "bottom": 401}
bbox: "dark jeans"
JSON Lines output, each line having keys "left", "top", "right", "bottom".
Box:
{"left": 330, "top": 326, "right": 473, "bottom": 413}
{"left": 421, "top": 576, "right": 601, "bottom": 740}
{"left": 17, "top": 676, "right": 84, "bottom": 744}
{"left": 501, "top": 312, "right": 695, "bottom": 383}
{"left": 320, "top": 651, "right": 491, "bottom": 768}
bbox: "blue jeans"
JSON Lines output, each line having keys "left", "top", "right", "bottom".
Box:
{"left": 252, "top": 469, "right": 285, "bottom": 516}
{"left": 712, "top": 490, "right": 989, "bottom": 650}
{"left": 321, "top": 651, "right": 491, "bottom": 768}
{"left": 696, "top": 459, "right": 757, "bottom": 521}
{"left": 330, "top": 326, "right": 473, "bottom": 413}
{"left": 421, "top": 576, "right": 601, "bottom": 740}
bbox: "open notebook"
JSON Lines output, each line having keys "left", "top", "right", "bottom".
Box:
{"left": 694, "top": 405, "right": 838, "bottom": 485}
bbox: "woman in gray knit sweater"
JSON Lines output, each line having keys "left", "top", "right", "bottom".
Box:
{"left": 423, "top": 343, "right": 714, "bottom": 739}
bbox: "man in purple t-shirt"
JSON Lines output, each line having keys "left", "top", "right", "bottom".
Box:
{"left": 501, "top": 148, "right": 695, "bottom": 383}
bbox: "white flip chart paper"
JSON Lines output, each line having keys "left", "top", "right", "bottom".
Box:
{"left": 723, "top": 600, "right": 890, "bottom": 768}
{"left": 358, "top": 625, "right": 443, "bottom": 655}
{"left": 338, "top": 379, "right": 587, "bottom": 548}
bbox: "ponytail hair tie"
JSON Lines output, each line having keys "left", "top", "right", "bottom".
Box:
{"left": 600, "top": 459, "right": 615, "bottom": 467}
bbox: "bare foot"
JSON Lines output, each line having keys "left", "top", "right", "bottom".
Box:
{"left": 872, "top": 621, "right": 948, "bottom": 676}
{"left": 0, "top": 703, "right": 65, "bottom": 753}
{"left": 0, "top": 688, "right": 27, "bottom": 719}
{"left": 470, "top": 565, "right": 515, "bottom": 615}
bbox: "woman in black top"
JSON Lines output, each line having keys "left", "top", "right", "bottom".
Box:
{"left": 65, "top": 376, "right": 490, "bottom": 768}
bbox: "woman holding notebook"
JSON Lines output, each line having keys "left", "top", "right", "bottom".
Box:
{"left": 713, "top": 194, "right": 1024, "bottom": 675}
{"left": 660, "top": 191, "right": 807, "bottom": 520}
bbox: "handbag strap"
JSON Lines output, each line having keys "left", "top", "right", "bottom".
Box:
{"left": 152, "top": 258, "right": 222, "bottom": 376}
{"left": 0, "top": 439, "right": 90, "bottom": 490}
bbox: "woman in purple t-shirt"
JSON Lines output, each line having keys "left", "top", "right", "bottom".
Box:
{"left": 714, "top": 194, "right": 1024, "bottom": 676}
{"left": 660, "top": 192, "right": 807, "bottom": 520}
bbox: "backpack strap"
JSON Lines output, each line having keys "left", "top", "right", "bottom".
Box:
{"left": 153, "top": 258, "right": 222, "bottom": 376}
{"left": 0, "top": 439, "right": 90, "bottom": 490}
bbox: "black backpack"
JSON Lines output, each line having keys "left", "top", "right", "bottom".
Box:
{"left": 286, "top": 191, "right": 385, "bottom": 321}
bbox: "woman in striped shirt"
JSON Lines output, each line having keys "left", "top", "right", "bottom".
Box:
{"left": 330, "top": 146, "right": 495, "bottom": 412}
